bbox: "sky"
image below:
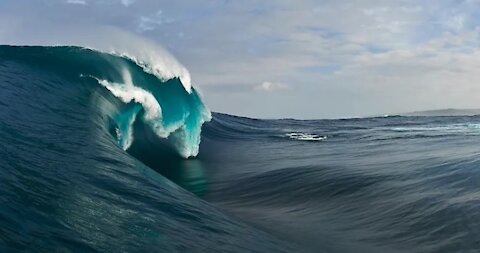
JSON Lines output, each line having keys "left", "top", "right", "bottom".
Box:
{"left": 1, "top": 0, "right": 480, "bottom": 118}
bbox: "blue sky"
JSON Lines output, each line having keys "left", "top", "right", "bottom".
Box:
{"left": 1, "top": 0, "right": 480, "bottom": 118}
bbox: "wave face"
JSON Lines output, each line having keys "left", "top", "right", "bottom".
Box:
{"left": 0, "top": 45, "right": 297, "bottom": 253}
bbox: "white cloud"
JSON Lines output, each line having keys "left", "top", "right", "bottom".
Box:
{"left": 446, "top": 15, "right": 466, "bottom": 31}
{"left": 163, "top": 0, "right": 480, "bottom": 117}
{"left": 138, "top": 17, "right": 158, "bottom": 31}
{"left": 120, "top": 0, "right": 135, "bottom": 7}
{"left": 401, "top": 6, "right": 423, "bottom": 13}
{"left": 137, "top": 9, "right": 171, "bottom": 32}
{"left": 363, "top": 7, "right": 390, "bottom": 16}
{"left": 254, "top": 81, "right": 289, "bottom": 92}
{"left": 66, "top": 0, "right": 86, "bottom": 5}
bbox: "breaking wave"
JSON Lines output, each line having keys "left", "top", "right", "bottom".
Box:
{"left": 0, "top": 45, "right": 210, "bottom": 158}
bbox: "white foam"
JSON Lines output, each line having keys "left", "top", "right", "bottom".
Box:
{"left": 95, "top": 80, "right": 162, "bottom": 121}
{"left": 114, "top": 51, "right": 192, "bottom": 94}
{"left": 116, "top": 111, "right": 137, "bottom": 151}
{"left": 286, "top": 133, "right": 327, "bottom": 141}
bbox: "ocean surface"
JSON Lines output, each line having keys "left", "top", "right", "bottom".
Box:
{"left": 1, "top": 45, "right": 480, "bottom": 253}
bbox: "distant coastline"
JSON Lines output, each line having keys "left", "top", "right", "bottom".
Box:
{"left": 400, "top": 108, "right": 480, "bottom": 117}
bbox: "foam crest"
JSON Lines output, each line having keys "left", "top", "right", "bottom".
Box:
{"left": 2, "top": 26, "right": 193, "bottom": 93}
{"left": 89, "top": 29, "right": 193, "bottom": 93}
{"left": 95, "top": 78, "right": 162, "bottom": 122}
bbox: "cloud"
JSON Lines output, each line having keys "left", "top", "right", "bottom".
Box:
{"left": 137, "top": 10, "right": 171, "bottom": 32}
{"left": 66, "top": 0, "right": 86, "bottom": 5}
{"left": 254, "top": 81, "right": 289, "bottom": 92}
{"left": 401, "top": 5, "right": 423, "bottom": 13}
{"left": 120, "top": 0, "right": 135, "bottom": 7}
{"left": 446, "top": 15, "right": 466, "bottom": 31}
{"left": 156, "top": 0, "right": 480, "bottom": 117}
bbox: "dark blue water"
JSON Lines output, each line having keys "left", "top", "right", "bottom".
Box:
{"left": 2, "top": 45, "right": 480, "bottom": 252}
{"left": 200, "top": 114, "right": 480, "bottom": 252}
